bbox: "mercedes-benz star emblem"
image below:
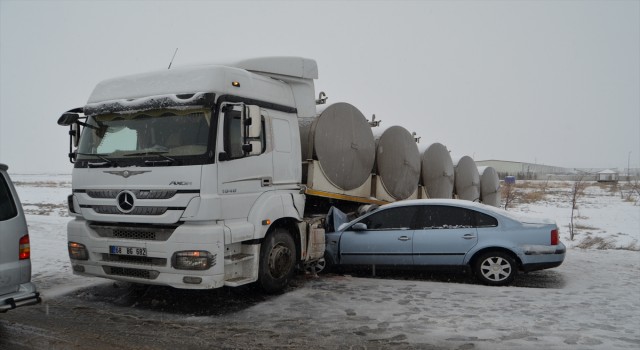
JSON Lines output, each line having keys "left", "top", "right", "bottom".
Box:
{"left": 104, "top": 170, "right": 150, "bottom": 178}
{"left": 116, "top": 191, "right": 136, "bottom": 213}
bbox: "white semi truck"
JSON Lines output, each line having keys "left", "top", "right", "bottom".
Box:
{"left": 58, "top": 57, "right": 396, "bottom": 293}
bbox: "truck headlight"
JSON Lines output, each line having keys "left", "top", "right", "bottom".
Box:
{"left": 172, "top": 251, "right": 216, "bottom": 270}
{"left": 68, "top": 242, "right": 88, "bottom": 260}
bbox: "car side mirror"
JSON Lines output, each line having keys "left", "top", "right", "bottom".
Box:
{"left": 351, "top": 223, "right": 367, "bottom": 231}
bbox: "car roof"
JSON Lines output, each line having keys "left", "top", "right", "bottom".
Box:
{"left": 0, "top": 163, "right": 7, "bottom": 172}
{"left": 382, "top": 198, "right": 486, "bottom": 210}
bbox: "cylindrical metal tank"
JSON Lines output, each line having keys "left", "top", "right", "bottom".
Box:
{"left": 374, "top": 126, "right": 420, "bottom": 200}
{"left": 453, "top": 156, "right": 480, "bottom": 202}
{"left": 478, "top": 166, "right": 501, "bottom": 207}
{"left": 299, "top": 102, "right": 375, "bottom": 191}
{"left": 420, "top": 143, "right": 454, "bottom": 198}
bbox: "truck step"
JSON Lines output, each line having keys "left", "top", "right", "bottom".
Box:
{"left": 224, "top": 276, "right": 255, "bottom": 287}
{"left": 224, "top": 253, "right": 254, "bottom": 265}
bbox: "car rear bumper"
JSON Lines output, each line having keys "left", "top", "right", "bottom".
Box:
{"left": 0, "top": 282, "right": 41, "bottom": 313}
{"left": 522, "top": 260, "right": 564, "bottom": 272}
{"left": 521, "top": 242, "right": 566, "bottom": 272}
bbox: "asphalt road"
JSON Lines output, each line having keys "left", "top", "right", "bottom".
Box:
{"left": 0, "top": 268, "right": 565, "bottom": 350}
{"left": 1, "top": 252, "right": 638, "bottom": 350}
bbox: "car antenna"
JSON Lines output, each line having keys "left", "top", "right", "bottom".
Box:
{"left": 168, "top": 48, "right": 178, "bottom": 69}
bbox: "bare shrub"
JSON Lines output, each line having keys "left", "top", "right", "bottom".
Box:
{"left": 569, "top": 177, "right": 588, "bottom": 241}
{"left": 520, "top": 191, "right": 546, "bottom": 204}
{"left": 501, "top": 183, "right": 519, "bottom": 210}
{"left": 576, "top": 236, "right": 616, "bottom": 250}
{"left": 573, "top": 223, "right": 598, "bottom": 231}
{"left": 617, "top": 242, "right": 640, "bottom": 251}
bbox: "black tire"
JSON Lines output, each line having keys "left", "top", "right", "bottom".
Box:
{"left": 474, "top": 251, "right": 517, "bottom": 286}
{"left": 258, "top": 229, "right": 297, "bottom": 293}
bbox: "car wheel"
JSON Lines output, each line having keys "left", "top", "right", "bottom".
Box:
{"left": 306, "top": 257, "right": 327, "bottom": 274}
{"left": 306, "top": 252, "right": 335, "bottom": 275}
{"left": 474, "top": 251, "right": 517, "bottom": 286}
{"left": 258, "top": 229, "right": 296, "bottom": 294}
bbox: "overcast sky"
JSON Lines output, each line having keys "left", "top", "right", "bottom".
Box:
{"left": 1, "top": 0, "right": 638, "bottom": 174}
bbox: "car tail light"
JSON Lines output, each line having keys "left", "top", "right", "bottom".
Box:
{"left": 19, "top": 234, "right": 30, "bottom": 260}
{"left": 551, "top": 229, "right": 559, "bottom": 245}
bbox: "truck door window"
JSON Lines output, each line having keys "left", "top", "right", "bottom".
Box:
{"left": 223, "top": 105, "right": 265, "bottom": 159}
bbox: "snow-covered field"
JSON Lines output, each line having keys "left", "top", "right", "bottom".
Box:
{"left": 7, "top": 174, "right": 640, "bottom": 349}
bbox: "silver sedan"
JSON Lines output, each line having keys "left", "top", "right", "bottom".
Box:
{"left": 324, "top": 199, "right": 566, "bottom": 286}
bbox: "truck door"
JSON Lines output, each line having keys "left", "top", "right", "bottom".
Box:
{"left": 216, "top": 103, "right": 272, "bottom": 220}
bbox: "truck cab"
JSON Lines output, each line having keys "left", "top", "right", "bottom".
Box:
{"left": 59, "top": 57, "right": 324, "bottom": 292}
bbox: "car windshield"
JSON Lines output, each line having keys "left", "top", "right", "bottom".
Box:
{"left": 77, "top": 110, "right": 211, "bottom": 160}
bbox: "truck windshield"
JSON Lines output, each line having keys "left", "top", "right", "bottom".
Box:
{"left": 77, "top": 110, "right": 211, "bottom": 162}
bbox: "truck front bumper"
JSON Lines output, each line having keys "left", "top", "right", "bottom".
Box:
{"left": 67, "top": 218, "right": 227, "bottom": 290}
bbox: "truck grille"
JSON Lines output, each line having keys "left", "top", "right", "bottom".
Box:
{"left": 85, "top": 190, "right": 178, "bottom": 199}
{"left": 102, "top": 254, "right": 167, "bottom": 267}
{"left": 103, "top": 266, "right": 159, "bottom": 280}
{"left": 90, "top": 223, "right": 178, "bottom": 241}
{"left": 92, "top": 206, "right": 169, "bottom": 216}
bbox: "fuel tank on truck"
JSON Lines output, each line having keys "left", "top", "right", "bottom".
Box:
{"left": 453, "top": 155, "right": 480, "bottom": 202}
{"left": 420, "top": 142, "right": 454, "bottom": 199}
{"left": 374, "top": 126, "right": 421, "bottom": 200}
{"left": 478, "top": 166, "right": 501, "bottom": 207}
{"left": 299, "top": 102, "right": 376, "bottom": 191}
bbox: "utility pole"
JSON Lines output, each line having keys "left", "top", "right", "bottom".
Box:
{"left": 628, "top": 151, "right": 632, "bottom": 182}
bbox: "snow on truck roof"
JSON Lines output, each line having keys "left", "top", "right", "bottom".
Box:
{"left": 87, "top": 57, "right": 317, "bottom": 104}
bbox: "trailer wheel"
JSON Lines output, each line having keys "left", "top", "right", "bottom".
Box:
{"left": 259, "top": 229, "right": 297, "bottom": 293}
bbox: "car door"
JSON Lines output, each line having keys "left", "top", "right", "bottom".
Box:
{"left": 339, "top": 206, "right": 418, "bottom": 266}
{"left": 0, "top": 170, "right": 25, "bottom": 295}
{"left": 412, "top": 205, "right": 478, "bottom": 266}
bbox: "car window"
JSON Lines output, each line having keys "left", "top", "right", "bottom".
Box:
{"left": 358, "top": 206, "right": 418, "bottom": 230}
{"left": 475, "top": 211, "right": 498, "bottom": 227}
{"left": 415, "top": 205, "right": 474, "bottom": 229}
{"left": 0, "top": 174, "right": 18, "bottom": 221}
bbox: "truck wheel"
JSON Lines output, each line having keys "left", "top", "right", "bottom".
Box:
{"left": 474, "top": 251, "right": 517, "bottom": 286}
{"left": 259, "top": 229, "right": 296, "bottom": 293}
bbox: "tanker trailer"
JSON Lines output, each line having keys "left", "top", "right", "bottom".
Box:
{"left": 420, "top": 142, "right": 454, "bottom": 199}
{"left": 299, "top": 103, "right": 378, "bottom": 206}
{"left": 478, "top": 166, "right": 501, "bottom": 207}
{"left": 373, "top": 126, "right": 421, "bottom": 201}
{"left": 453, "top": 155, "right": 480, "bottom": 202}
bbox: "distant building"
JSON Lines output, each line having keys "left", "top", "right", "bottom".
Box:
{"left": 475, "top": 160, "right": 573, "bottom": 179}
{"left": 596, "top": 169, "right": 619, "bottom": 182}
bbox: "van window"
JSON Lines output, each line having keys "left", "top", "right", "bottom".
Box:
{"left": 0, "top": 175, "right": 18, "bottom": 221}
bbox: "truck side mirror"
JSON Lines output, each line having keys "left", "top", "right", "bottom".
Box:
{"left": 246, "top": 105, "right": 262, "bottom": 138}
{"left": 71, "top": 123, "right": 80, "bottom": 147}
{"left": 243, "top": 105, "right": 262, "bottom": 156}
{"left": 58, "top": 113, "right": 79, "bottom": 126}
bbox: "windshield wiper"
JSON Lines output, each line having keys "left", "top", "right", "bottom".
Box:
{"left": 77, "top": 152, "right": 117, "bottom": 167}
{"left": 123, "top": 151, "right": 177, "bottom": 165}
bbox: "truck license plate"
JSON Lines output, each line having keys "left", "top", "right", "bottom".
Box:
{"left": 110, "top": 245, "right": 147, "bottom": 257}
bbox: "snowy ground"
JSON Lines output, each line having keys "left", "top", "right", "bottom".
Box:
{"left": 4, "top": 174, "right": 640, "bottom": 349}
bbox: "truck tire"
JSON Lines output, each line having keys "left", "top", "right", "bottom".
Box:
{"left": 258, "top": 228, "right": 297, "bottom": 293}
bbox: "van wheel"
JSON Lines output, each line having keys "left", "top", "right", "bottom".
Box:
{"left": 259, "top": 229, "right": 296, "bottom": 293}
{"left": 474, "top": 251, "right": 517, "bottom": 286}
